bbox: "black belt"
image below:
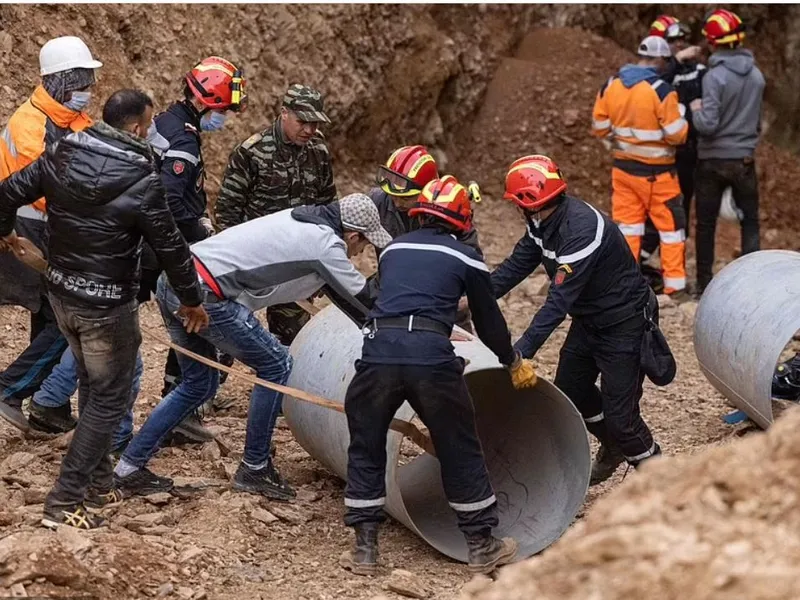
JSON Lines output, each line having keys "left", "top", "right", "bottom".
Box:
{"left": 367, "top": 316, "right": 451, "bottom": 337}
{"left": 202, "top": 285, "right": 225, "bottom": 304}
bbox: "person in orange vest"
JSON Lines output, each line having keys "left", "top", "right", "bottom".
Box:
{"left": 592, "top": 35, "right": 690, "bottom": 302}
{"left": 0, "top": 36, "right": 101, "bottom": 430}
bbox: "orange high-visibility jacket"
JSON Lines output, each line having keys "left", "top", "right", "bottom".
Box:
{"left": 0, "top": 85, "right": 92, "bottom": 214}
{"left": 591, "top": 72, "right": 688, "bottom": 166}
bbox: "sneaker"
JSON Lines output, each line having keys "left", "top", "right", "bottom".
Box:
{"left": 465, "top": 533, "right": 518, "bottom": 574}
{"left": 42, "top": 504, "right": 105, "bottom": 530}
{"left": 85, "top": 488, "right": 124, "bottom": 510}
{"left": 0, "top": 399, "right": 29, "bottom": 432}
{"left": 170, "top": 411, "right": 214, "bottom": 444}
{"left": 28, "top": 401, "right": 77, "bottom": 434}
{"left": 232, "top": 461, "right": 295, "bottom": 502}
{"left": 114, "top": 467, "right": 174, "bottom": 497}
{"left": 590, "top": 442, "right": 626, "bottom": 486}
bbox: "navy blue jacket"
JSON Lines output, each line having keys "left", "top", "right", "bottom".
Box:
{"left": 492, "top": 195, "right": 649, "bottom": 358}
{"left": 362, "top": 227, "right": 515, "bottom": 366}
{"left": 154, "top": 101, "right": 207, "bottom": 227}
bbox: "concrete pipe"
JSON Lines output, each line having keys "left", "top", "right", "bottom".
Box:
{"left": 284, "top": 306, "right": 591, "bottom": 562}
{"left": 694, "top": 250, "right": 800, "bottom": 429}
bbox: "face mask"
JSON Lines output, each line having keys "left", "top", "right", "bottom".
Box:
{"left": 64, "top": 91, "right": 92, "bottom": 112}
{"left": 200, "top": 111, "right": 227, "bottom": 132}
{"left": 146, "top": 122, "right": 170, "bottom": 152}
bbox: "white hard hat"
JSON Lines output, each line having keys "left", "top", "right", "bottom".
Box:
{"left": 637, "top": 36, "right": 672, "bottom": 59}
{"left": 39, "top": 36, "right": 103, "bottom": 76}
{"left": 719, "top": 187, "right": 743, "bottom": 222}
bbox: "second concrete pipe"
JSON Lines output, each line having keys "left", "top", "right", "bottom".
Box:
{"left": 284, "top": 307, "right": 591, "bottom": 562}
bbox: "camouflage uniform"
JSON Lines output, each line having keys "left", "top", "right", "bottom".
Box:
{"left": 215, "top": 84, "right": 337, "bottom": 345}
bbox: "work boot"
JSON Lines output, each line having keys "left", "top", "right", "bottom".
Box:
{"left": 0, "top": 399, "right": 29, "bottom": 432}
{"left": 666, "top": 289, "right": 692, "bottom": 304}
{"left": 465, "top": 531, "right": 518, "bottom": 574}
{"left": 28, "top": 401, "right": 77, "bottom": 434}
{"left": 42, "top": 504, "right": 105, "bottom": 530}
{"left": 232, "top": 461, "right": 295, "bottom": 502}
{"left": 339, "top": 522, "right": 380, "bottom": 576}
{"left": 169, "top": 411, "right": 214, "bottom": 444}
{"left": 114, "top": 467, "right": 174, "bottom": 497}
{"left": 590, "top": 441, "right": 626, "bottom": 486}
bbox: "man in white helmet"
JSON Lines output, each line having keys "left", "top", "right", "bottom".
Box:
{"left": 0, "top": 36, "right": 104, "bottom": 432}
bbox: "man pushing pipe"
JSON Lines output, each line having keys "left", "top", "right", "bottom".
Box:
{"left": 339, "top": 175, "right": 537, "bottom": 576}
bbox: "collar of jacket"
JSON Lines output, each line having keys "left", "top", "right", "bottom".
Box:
{"left": 170, "top": 100, "right": 202, "bottom": 130}
{"left": 290, "top": 201, "right": 344, "bottom": 238}
{"left": 526, "top": 195, "right": 568, "bottom": 243}
{"left": 91, "top": 121, "right": 155, "bottom": 162}
{"left": 30, "top": 85, "right": 93, "bottom": 131}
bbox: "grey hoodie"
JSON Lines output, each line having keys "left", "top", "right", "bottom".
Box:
{"left": 692, "top": 49, "right": 765, "bottom": 159}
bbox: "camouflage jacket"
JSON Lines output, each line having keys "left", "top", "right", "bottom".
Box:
{"left": 214, "top": 119, "right": 337, "bottom": 230}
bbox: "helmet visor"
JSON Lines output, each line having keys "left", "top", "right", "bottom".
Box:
{"left": 377, "top": 166, "right": 421, "bottom": 197}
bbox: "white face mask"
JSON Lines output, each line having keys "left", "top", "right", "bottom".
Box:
{"left": 146, "top": 122, "right": 170, "bottom": 152}
{"left": 64, "top": 91, "right": 92, "bottom": 112}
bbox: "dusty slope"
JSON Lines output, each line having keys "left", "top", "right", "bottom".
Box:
{"left": 463, "top": 407, "right": 800, "bottom": 600}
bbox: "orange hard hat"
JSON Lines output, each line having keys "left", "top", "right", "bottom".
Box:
{"left": 503, "top": 155, "right": 567, "bottom": 211}
{"left": 408, "top": 175, "right": 473, "bottom": 232}
{"left": 377, "top": 145, "right": 439, "bottom": 197}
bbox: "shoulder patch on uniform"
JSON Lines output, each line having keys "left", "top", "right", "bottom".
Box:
{"left": 241, "top": 133, "right": 263, "bottom": 149}
{"left": 554, "top": 264, "right": 572, "bottom": 285}
{"left": 172, "top": 160, "right": 185, "bottom": 175}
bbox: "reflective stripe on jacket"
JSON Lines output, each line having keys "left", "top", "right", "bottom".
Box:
{"left": 591, "top": 74, "right": 688, "bottom": 166}
{"left": 0, "top": 85, "right": 92, "bottom": 213}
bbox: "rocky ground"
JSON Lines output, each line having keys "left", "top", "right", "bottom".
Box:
{"left": 1, "top": 16, "right": 799, "bottom": 600}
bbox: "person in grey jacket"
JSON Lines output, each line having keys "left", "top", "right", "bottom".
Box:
{"left": 113, "top": 193, "right": 390, "bottom": 502}
{"left": 690, "top": 8, "right": 765, "bottom": 294}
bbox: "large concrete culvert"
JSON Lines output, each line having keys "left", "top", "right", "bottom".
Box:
{"left": 695, "top": 250, "right": 800, "bottom": 429}
{"left": 284, "top": 306, "right": 591, "bottom": 562}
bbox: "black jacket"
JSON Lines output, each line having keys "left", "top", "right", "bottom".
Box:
{"left": 0, "top": 121, "right": 202, "bottom": 309}
{"left": 492, "top": 195, "right": 649, "bottom": 358}
{"left": 362, "top": 227, "right": 515, "bottom": 366}
{"left": 664, "top": 58, "right": 706, "bottom": 154}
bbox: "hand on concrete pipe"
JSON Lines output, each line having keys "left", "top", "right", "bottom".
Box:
{"left": 509, "top": 352, "right": 538, "bottom": 389}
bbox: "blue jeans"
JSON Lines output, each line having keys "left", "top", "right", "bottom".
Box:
{"left": 122, "top": 275, "right": 293, "bottom": 468}
{"left": 33, "top": 347, "right": 142, "bottom": 450}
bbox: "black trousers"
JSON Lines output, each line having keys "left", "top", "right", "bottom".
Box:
{"left": 694, "top": 158, "right": 760, "bottom": 292}
{"left": 642, "top": 150, "right": 697, "bottom": 257}
{"left": 46, "top": 295, "right": 141, "bottom": 510}
{"left": 344, "top": 359, "right": 497, "bottom": 536}
{"left": 554, "top": 309, "right": 657, "bottom": 464}
{"left": 0, "top": 295, "right": 68, "bottom": 405}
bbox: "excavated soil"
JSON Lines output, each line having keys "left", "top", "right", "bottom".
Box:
{"left": 0, "top": 16, "right": 799, "bottom": 600}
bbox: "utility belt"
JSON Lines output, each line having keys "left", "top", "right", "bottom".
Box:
{"left": 362, "top": 316, "right": 451, "bottom": 339}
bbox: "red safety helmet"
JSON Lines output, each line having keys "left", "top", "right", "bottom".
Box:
{"left": 408, "top": 175, "right": 472, "bottom": 232}
{"left": 503, "top": 155, "right": 567, "bottom": 211}
{"left": 649, "top": 15, "right": 680, "bottom": 38}
{"left": 185, "top": 56, "right": 247, "bottom": 113}
{"left": 377, "top": 145, "right": 438, "bottom": 197}
{"left": 702, "top": 9, "right": 746, "bottom": 48}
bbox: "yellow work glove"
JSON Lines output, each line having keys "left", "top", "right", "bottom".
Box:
{"left": 509, "top": 352, "right": 538, "bottom": 389}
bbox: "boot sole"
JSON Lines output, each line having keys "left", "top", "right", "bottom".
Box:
{"left": 467, "top": 538, "right": 518, "bottom": 574}
{"left": 0, "top": 403, "right": 29, "bottom": 432}
{"left": 28, "top": 414, "right": 76, "bottom": 435}
{"left": 231, "top": 481, "right": 295, "bottom": 502}
{"left": 339, "top": 555, "right": 378, "bottom": 576}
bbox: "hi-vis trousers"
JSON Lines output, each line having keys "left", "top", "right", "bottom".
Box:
{"left": 611, "top": 167, "right": 687, "bottom": 294}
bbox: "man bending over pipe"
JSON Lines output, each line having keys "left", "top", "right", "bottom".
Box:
{"left": 113, "top": 193, "right": 391, "bottom": 501}
{"left": 486, "top": 155, "right": 661, "bottom": 485}
{"left": 340, "top": 176, "right": 537, "bottom": 576}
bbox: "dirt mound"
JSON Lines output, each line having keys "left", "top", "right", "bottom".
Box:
{"left": 462, "top": 407, "right": 800, "bottom": 600}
